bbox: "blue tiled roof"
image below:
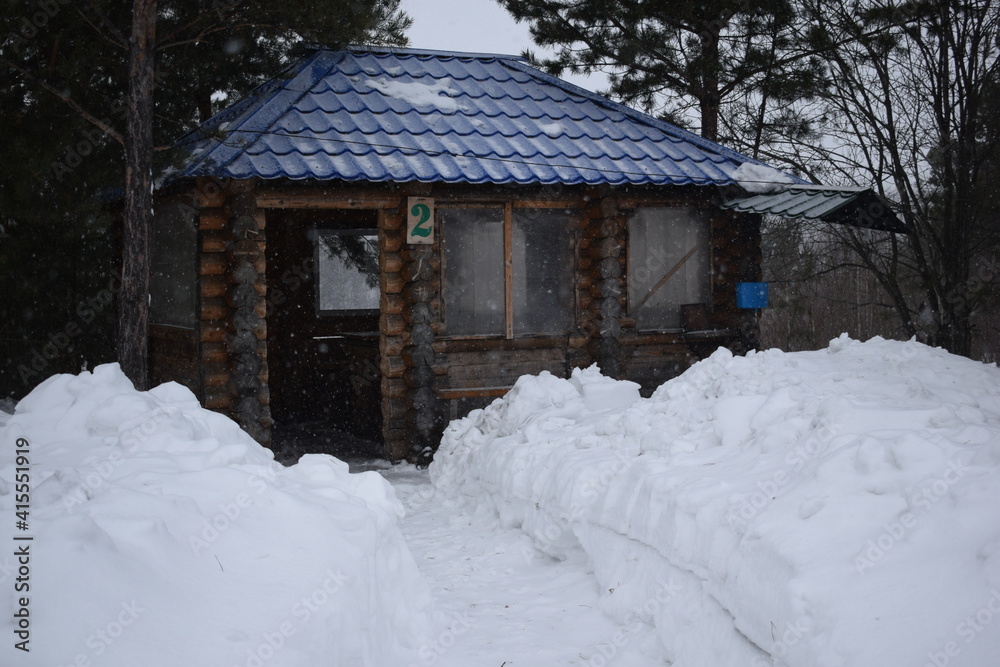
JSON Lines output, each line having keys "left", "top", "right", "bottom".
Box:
{"left": 165, "top": 46, "right": 784, "bottom": 187}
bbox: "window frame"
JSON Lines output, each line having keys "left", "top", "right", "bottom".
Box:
{"left": 438, "top": 201, "right": 579, "bottom": 339}
{"left": 626, "top": 205, "right": 713, "bottom": 333}
{"left": 150, "top": 199, "right": 198, "bottom": 329}
{"left": 314, "top": 226, "right": 380, "bottom": 318}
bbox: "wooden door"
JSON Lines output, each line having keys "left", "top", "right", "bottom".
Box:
{"left": 266, "top": 209, "right": 382, "bottom": 456}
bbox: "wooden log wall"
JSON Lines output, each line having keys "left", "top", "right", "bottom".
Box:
{"left": 583, "top": 191, "right": 627, "bottom": 377}
{"left": 402, "top": 240, "right": 442, "bottom": 463}
{"left": 224, "top": 187, "right": 271, "bottom": 445}
{"left": 378, "top": 205, "right": 411, "bottom": 460}
{"left": 197, "top": 189, "right": 234, "bottom": 414}
{"left": 193, "top": 181, "right": 271, "bottom": 445}
{"left": 622, "top": 335, "right": 699, "bottom": 396}
{"left": 439, "top": 341, "right": 580, "bottom": 392}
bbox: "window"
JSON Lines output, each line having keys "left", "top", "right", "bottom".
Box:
{"left": 628, "top": 207, "right": 710, "bottom": 331}
{"left": 441, "top": 205, "right": 575, "bottom": 337}
{"left": 440, "top": 208, "right": 504, "bottom": 335}
{"left": 316, "top": 229, "right": 379, "bottom": 314}
{"left": 151, "top": 200, "right": 197, "bottom": 328}
{"left": 512, "top": 209, "right": 575, "bottom": 335}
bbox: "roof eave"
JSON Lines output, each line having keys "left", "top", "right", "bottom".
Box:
{"left": 721, "top": 187, "right": 909, "bottom": 234}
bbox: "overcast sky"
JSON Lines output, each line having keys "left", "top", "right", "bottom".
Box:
{"left": 399, "top": 0, "right": 607, "bottom": 92}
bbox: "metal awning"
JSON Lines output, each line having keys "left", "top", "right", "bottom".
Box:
{"left": 721, "top": 185, "right": 908, "bottom": 233}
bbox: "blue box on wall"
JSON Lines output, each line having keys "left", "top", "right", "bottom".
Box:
{"left": 736, "top": 282, "right": 769, "bottom": 309}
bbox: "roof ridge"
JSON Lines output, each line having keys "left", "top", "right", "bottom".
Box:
{"left": 345, "top": 44, "right": 529, "bottom": 62}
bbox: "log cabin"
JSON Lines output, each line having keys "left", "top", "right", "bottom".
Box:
{"left": 151, "top": 45, "right": 904, "bottom": 461}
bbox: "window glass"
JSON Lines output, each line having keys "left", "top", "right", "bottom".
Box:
{"left": 512, "top": 209, "right": 574, "bottom": 335}
{"left": 150, "top": 200, "right": 197, "bottom": 328}
{"left": 628, "top": 207, "right": 710, "bottom": 330}
{"left": 441, "top": 208, "right": 504, "bottom": 335}
{"left": 317, "top": 231, "right": 379, "bottom": 312}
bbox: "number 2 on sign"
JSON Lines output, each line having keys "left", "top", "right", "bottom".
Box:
{"left": 411, "top": 204, "right": 431, "bottom": 237}
{"left": 407, "top": 197, "right": 434, "bottom": 244}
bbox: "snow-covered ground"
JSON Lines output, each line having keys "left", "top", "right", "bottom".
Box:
{"left": 2, "top": 336, "right": 998, "bottom": 666}
{"left": 385, "top": 462, "right": 668, "bottom": 666}
{"left": 431, "top": 335, "right": 1000, "bottom": 666}
{"left": 0, "top": 365, "right": 431, "bottom": 667}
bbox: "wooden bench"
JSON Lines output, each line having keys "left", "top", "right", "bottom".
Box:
{"left": 436, "top": 386, "right": 513, "bottom": 420}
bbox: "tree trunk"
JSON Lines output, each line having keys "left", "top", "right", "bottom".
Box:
{"left": 119, "top": 0, "right": 156, "bottom": 390}
{"left": 698, "top": 22, "right": 721, "bottom": 142}
{"left": 197, "top": 88, "right": 213, "bottom": 123}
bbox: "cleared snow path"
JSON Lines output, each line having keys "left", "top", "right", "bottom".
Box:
{"left": 378, "top": 463, "right": 667, "bottom": 667}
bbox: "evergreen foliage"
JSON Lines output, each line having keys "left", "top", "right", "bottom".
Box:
{"left": 498, "top": 0, "right": 826, "bottom": 144}
{"left": 0, "top": 0, "right": 410, "bottom": 397}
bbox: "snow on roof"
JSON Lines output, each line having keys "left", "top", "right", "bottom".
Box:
{"left": 164, "top": 46, "right": 791, "bottom": 187}
{"left": 363, "top": 77, "right": 461, "bottom": 112}
{"left": 734, "top": 161, "right": 797, "bottom": 193}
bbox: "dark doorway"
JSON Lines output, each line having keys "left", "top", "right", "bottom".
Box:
{"left": 266, "top": 208, "right": 382, "bottom": 460}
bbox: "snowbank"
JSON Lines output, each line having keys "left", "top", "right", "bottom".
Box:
{"left": 0, "top": 364, "right": 432, "bottom": 667}
{"left": 431, "top": 336, "right": 1000, "bottom": 666}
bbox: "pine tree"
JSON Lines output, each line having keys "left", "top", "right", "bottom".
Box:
{"left": 0, "top": 0, "right": 410, "bottom": 395}
{"left": 498, "top": 0, "right": 824, "bottom": 143}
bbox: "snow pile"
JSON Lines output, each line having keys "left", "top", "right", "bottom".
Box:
{"left": 734, "top": 161, "right": 797, "bottom": 193}
{"left": 431, "top": 336, "right": 1000, "bottom": 667}
{"left": 0, "top": 364, "right": 432, "bottom": 667}
{"left": 538, "top": 121, "right": 564, "bottom": 137}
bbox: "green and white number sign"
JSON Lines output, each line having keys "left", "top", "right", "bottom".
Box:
{"left": 407, "top": 197, "right": 434, "bottom": 245}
